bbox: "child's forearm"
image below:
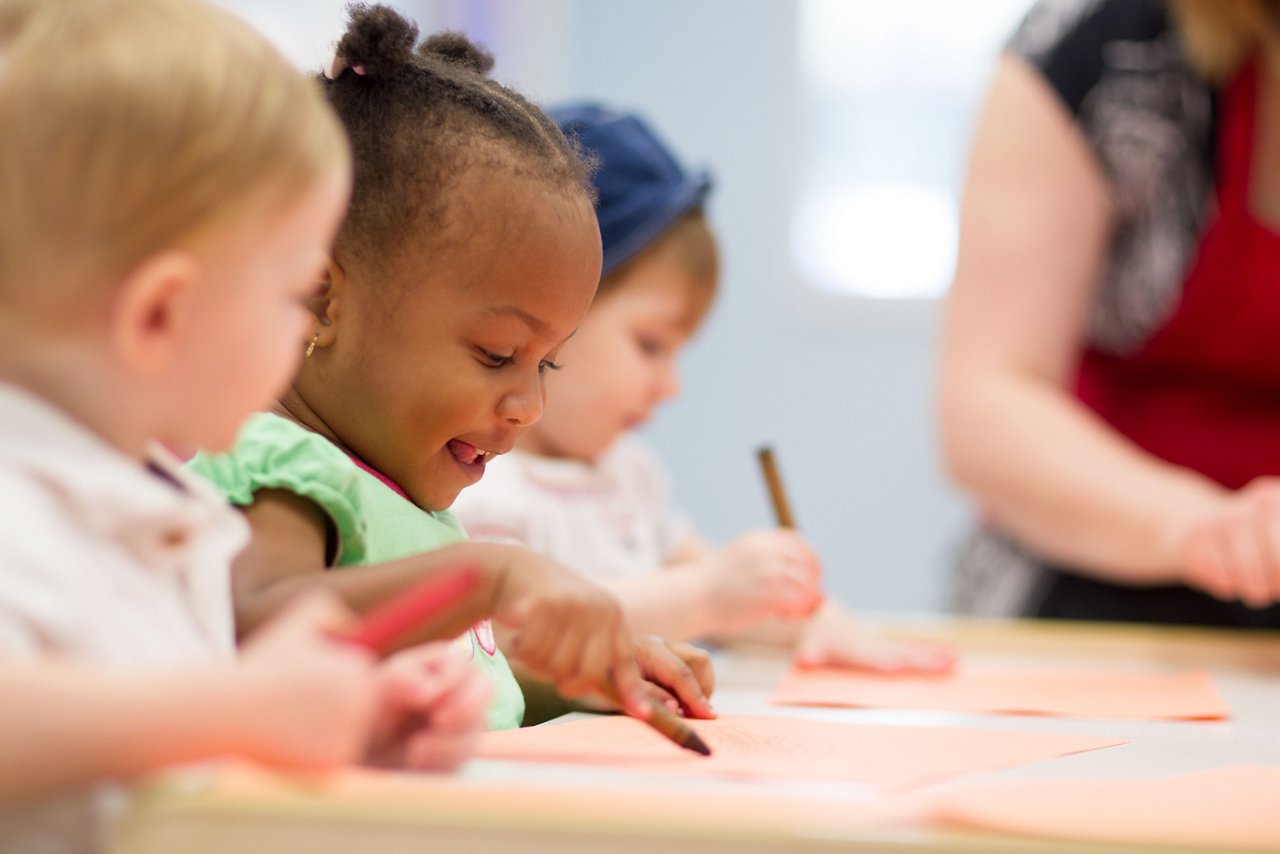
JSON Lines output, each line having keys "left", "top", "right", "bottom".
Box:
{"left": 601, "top": 567, "right": 717, "bottom": 641}
{"left": 0, "top": 663, "right": 268, "bottom": 803}
{"left": 702, "top": 616, "right": 806, "bottom": 648}
{"left": 235, "top": 542, "right": 517, "bottom": 649}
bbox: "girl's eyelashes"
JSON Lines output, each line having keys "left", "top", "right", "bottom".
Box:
{"left": 479, "top": 348, "right": 562, "bottom": 372}
{"left": 479, "top": 348, "right": 515, "bottom": 368}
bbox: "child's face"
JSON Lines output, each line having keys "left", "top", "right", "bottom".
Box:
{"left": 520, "top": 250, "right": 705, "bottom": 462}
{"left": 314, "top": 170, "right": 601, "bottom": 510}
{"left": 172, "top": 169, "right": 349, "bottom": 454}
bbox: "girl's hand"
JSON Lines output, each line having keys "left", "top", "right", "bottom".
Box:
{"left": 573, "top": 636, "right": 716, "bottom": 719}
{"left": 489, "top": 548, "right": 650, "bottom": 718}
{"left": 632, "top": 637, "right": 716, "bottom": 719}
{"left": 236, "top": 591, "right": 380, "bottom": 771}
{"left": 703, "top": 529, "right": 824, "bottom": 633}
{"left": 793, "top": 601, "right": 956, "bottom": 673}
{"left": 366, "top": 642, "right": 491, "bottom": 772}
{"left": 1181, "top": 478, "right": 1280, "bottom": 608}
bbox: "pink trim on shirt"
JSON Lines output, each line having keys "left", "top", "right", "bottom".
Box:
{"left": 346, "top": 453, "right": 410, "bottom": 500}
{"left": 343, "top": 450, "right": 499, "bottom": 655}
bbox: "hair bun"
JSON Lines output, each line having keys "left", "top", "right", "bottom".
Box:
{"left": 336, "top": 3, "right": 418, "bottom": 78}
{"left": 417, "top": 31, "right": 494, "bottom": 75}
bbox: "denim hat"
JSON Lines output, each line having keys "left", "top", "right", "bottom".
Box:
{"left": 551, "top": 103, "right": 712, "bottom": 277}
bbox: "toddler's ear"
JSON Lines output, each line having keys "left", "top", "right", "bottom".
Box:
{"left": 111, "top": 249, "right": 199, "bottom": 376}
{"left": 306, "top": 260, "right": 346, "bottom": 349}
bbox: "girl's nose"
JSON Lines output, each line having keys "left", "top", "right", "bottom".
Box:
{"left": 498, "top": 371, "right": 545, "bottom": 427}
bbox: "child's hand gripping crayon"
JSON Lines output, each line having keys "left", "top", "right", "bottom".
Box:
{"left": 339, "top": 561, "right": 713, "bottom": 756}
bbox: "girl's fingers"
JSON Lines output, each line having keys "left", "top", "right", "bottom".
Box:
{"left": 610, "top": 633, "right": 651, "bottom": 719}
{"left": 541, "top": 629, "right": 590, "bottom": 696}
{"left": 640, "top": 681, "right": 681, "bottom": 715}
{"left": 665, "top": 640, "right": 716, "bottom": 697}
{"left": 641, "top": 644, "right": 714, "bottom": 719}
{"left": 564, "top": 629, "right": 614, "bottom": 700}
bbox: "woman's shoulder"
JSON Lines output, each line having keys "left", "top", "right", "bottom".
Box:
{"left": 1010, "top": 0, "right": 1183, "bottom": 114}
{"left": 1011, "top": 0, "right": 1171, "bottom": 63}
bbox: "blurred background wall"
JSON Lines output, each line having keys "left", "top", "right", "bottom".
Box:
{"left": 218, "top": 0, "right": 1035, "bottom": 613}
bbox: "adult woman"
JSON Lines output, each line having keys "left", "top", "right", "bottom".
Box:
{"left": 941, "top": 0, "right": 1280, "bottom": 625}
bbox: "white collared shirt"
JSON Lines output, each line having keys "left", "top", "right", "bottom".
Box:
{"left": 453, "top": 434, "right": 695, "bottom": 580}
{"left": 0, "top": 382, "right": 248, "bottom": 854}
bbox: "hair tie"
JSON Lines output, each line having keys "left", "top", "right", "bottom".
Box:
{"left": 323, "top": 52, "right": 365, "bottom": 80}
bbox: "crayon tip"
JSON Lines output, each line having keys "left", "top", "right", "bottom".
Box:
{"left": 683, "top": 730, "right": 712, "bottom": 757}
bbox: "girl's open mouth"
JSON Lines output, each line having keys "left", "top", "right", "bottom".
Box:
{"left": 447, "top": 439, "right": 493, "bottom": 481}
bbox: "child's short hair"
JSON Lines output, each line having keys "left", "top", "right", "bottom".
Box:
{"left": 321, "top": 4, "right": 595, "bottom": 276}
{"left": 603, "top": 212, "right": 718, "bottom": 332}
{"left": 552, "top": 104, "right": 718, "bottom": 325}
{"left": 0, "top": 0, "right": 349, "bottom": 308}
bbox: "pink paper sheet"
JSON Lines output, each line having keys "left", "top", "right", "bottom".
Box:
{"left": 476, "top": 713, "right": 1125, "bottom": 790}
{"left": 771, "top": 664, "right": 1230, "bottom": 720}
{"left": 200, "top": 761, "right": 918, "bottom": 838}
{"left": 933, "top": 765, "right": 1280, "bottom": 850}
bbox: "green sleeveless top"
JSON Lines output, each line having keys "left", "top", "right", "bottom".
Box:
{"left": 190, "top": 413, "right": 524, "bottom": 729}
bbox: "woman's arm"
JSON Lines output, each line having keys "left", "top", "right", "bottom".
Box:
{"left": 939, "top": 54, "right": 1228, "bottom": 585}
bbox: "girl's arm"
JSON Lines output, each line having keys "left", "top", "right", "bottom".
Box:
{"left": 939, "top": 53, "right": 1228, "bottom": 585}
{"left": 230, "top": 489, "right": 656, "bottom": 716}
{"left": 229, "top": 488, "right": 492, "bottom": 639}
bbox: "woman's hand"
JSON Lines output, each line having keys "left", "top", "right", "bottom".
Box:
{"left": 1180, "top": 477, "right": 1280, "bottom": 608}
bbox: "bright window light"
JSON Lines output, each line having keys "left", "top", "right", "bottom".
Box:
{"left": 794, "top": 0, "right": 1034, "bottom": 299}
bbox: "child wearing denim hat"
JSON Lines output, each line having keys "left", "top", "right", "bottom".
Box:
{"left": 454, "top": 104, "right": 955, "bottom": 671}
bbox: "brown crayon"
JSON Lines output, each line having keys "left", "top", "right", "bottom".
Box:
{"left": 757, "top": 445, "right": 796, "bottom": 529}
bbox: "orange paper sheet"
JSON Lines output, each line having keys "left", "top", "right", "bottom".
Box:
{"left": 771, "top": 664, "right": 1230, "bottom": 720}
{"left": 194, "top": 761, "right": 917, "bottom": 839}
{"left": 934, "top": 765, "right": 1280, "bottom": 850}
{"left": 476, "top": 713, "right": 1124, "bottom": 790}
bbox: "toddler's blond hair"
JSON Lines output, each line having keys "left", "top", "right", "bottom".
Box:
{"left": 0, "top": 0, "right": 349, "bottom": 315}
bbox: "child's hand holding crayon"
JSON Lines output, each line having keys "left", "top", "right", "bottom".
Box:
{"left": 235, "top": 591, "right": 381, "bottom": 772}
{"left": 701, "top": 529, "right": 825, "bottom": 634}
{"left": 630, "top": 637, "right": 716, "bottom": 719}
{"left": 569, "top": 636, "right": 717, "bottom": 719}
{"left": 366, "top": 642, "right": 492, "bottom": 771}
{"left": 486, "top": 546, "right": 654, "bottom": 717}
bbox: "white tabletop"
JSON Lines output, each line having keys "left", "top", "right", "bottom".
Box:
{"left": 110, "top": 616, "right": 1280, "bottom": 854}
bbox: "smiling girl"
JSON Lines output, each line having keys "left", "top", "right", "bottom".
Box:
{"left": 191, "top": 7, "right": 715, "bottom": 730}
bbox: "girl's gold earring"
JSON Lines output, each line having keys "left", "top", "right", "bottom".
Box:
{"left": 305, "top": 333, "right": 319, "bottom": 359}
